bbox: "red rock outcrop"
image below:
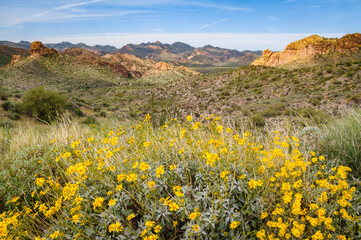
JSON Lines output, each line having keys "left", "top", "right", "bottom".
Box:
{"left": 252, "top": 33, "right": 361, "bottom": 67}
{"left": 11, "top": 55, "right": 22, "bottom": 64}
{"left": 30, "top": 41, "right": 58, "bottom": 58}
{"left": 155, "top": 61, "right": 171, "bottom": 70}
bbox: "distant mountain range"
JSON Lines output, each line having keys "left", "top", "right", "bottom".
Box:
{"left": 0, "top": 40, "right": 117, "bottom": 53}
{"left": 118, "top": 42, "right": 262, "bottom": 67}
{"left": 0, "top": 40, "right": 261, "bottom": 67}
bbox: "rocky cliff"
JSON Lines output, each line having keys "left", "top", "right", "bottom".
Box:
{"left": 252, "top": 33, "right": 361, "bottom": 67}
{"left": 30, "top": 41, "right": 58, "bottom": 58}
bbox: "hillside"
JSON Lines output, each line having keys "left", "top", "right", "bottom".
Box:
{"left": 1, "top": 35, "right": 361, "bottom": 127}
{"left": 0, "top": 45, "right": 30, "bottom": 67}
{"left": 252, "top": 33, "right": 361, "bottom": 67}
{"left": 118, "top": 41, "right": 261, "bottom": 67}
{"left": 0, "top": 41, "right": 200, "bottom": 122}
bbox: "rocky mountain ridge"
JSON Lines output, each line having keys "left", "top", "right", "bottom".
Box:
{"left": 118, "top": 42, "right": 261, "bottom": 67}
{"left": 0, "top": 40, "right": 261, "bottom": 67}
{"left": 10, "top": 41, "right": 199, "bottom": 79}
{"left": 252, "top": 33, "right": 361, "bottom": 67}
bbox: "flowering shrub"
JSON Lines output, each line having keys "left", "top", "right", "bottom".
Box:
{"left": 0, "top": 115, "right": 359, "bottom": 239}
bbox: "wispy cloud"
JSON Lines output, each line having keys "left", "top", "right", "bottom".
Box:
{"left": 283, "top": 0, "right": 295, "bottom": 4}
{"left": 54, "top": 0, "right": 104, "bottom": 10}
{"left": 197, "top": 17, "right": 230, "bottom": 30}
{"left": 198, "top": 24, "right": 211, "bottom": 30}
{"left": 3, "top": 0, "right": 108, "bottom": 26}
{"left": 267, "top": 27, "right": 280, "bottom": 33}
{"left": 177, "top": 1, "right": 252, "bottom": 12}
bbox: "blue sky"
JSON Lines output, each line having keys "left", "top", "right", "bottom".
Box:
{"left": 0, "top": 0, "right": 360, "bottom": 50}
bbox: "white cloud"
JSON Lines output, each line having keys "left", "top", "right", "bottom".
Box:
{"left": 197, "top": 24, "right": 211, "bottom": 30}
{"left": 37, "top": 32, "right": 345, "bottom": 51}
{"left": 283, "top": 0, "right": 296, "bottom": 4}
{"left": 196, "top": 18, "right": 230, "bottom": 31}
{"left": 54, "top": 0, "right": 104, "bottom": 10}
{"left": 2, "top": 0, "right": 106, "bottom": 26}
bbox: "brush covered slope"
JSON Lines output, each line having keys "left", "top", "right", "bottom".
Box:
{"left": 0, "top": 45, "right": 30, "bottom": 67}
{"left": 117, "top": 54, "right": 361, "bottom": 122}
{"left": 0, "top": 41, "right": 199, "bottom": 121}
{"left": 252, "top": 33, "right": 361, "bottom": 67}
{"left": 1, "top": 43, "right": 361, "bottom": 124}
{"left": 1, "top": 36, "right": 361, "bottom": 126}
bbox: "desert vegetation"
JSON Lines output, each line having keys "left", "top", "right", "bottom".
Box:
{"left": 0, "top": 35, "right": 361, "bottom": 239}
{"left": 0, "top": 110, "right": 360, "bottom": 239}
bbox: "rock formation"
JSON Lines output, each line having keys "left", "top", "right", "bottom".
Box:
{"left": 252, "top": 33, "right": 361, "bottom": 67}
{"left": 155, "top": 61, "right": 171, "bottom": 70}
{"left": 11, "top": 55, "right": 22, "bottom": 64}
{"left": 30, "top": 41, "right": 58, "bottom": 58}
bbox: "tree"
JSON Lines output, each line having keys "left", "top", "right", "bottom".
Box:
{"left": 21, "top": 86, "right": 68, "bottom": 122}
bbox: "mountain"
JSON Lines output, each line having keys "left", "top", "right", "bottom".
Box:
{"left": 1, "top": 40, "right": 361, "bottom": 123}
{"left": 45, "top": 42, "right": 118, "bottom": 53}
{"left": 0, "top": 40, "right": 118, "bottom": 53}
{"left": 0, "top": 40, "right": 261, "bottom": 67}
{"left": 0, "top": 40, "right": 31, "bottom": 50}
{"left": 252, "top": 33, "right": 361, "bottom": 67}
{"left": 118, "top": 41, "right": 261, "bottom": 67}
{"left": 0, "top": 41, "right": 199, "bottom": 119}
{"left": 5, "top": 41, "right": 198, "bottom": 81}
{"left": 0, "top": 45, "right": 30, "bottom": 66}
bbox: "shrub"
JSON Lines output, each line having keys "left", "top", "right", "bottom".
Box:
{"left": 251, "top": 114, "right": 265, "bottom": 127}
{"left": 0, "top": 120, "right": 13, "bottom": 128}
{"left": 8, "top": 112, "right": 20, "bottom": 121}
{"left": 99, "top": 111, "right": 107, "bottom": 117}
{"left": 0, "top": 115, "right": 359, "bottom": 239}
{"left": 20, "top": 86, "right": 68, "bottom": 123}
{"left": 81, "top": 115, "right": 98, "bottom": 125}
{"left": 1, "top": 101, "right": 11, "bottom": 111}
{"left": 0, "top": 93, "right": 8, "bottom": 101}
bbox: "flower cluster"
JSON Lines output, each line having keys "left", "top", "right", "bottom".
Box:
{"left": 0, "top": 115, "right": 359, "bottom": 239}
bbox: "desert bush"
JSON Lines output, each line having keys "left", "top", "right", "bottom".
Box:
{"left": 20, "top": 86, "right": 68, "bottom": 123}
{"left": 0, "top": 120, "right": 13, "bottom": 128}
{"left": 1, "top": 102, "right": 11, "bottom": 112}
{"left": 0, "top": 93, "right": 8, "bottom": 101}
{"left": 251, "top": 114, "right": 265, "bottom": 127}
{"left": 82, "top": 115, "right": 98, "bottom": 125}
{"left": 8, "top": 112, "right": 20, "bottom": 121}
{"left": 0, "top": 115, "right": 359, "bottom": 239}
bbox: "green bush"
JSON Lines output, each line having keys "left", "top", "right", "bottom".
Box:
{"left": 1, "top": 101, "right": 11, "bottom": 111}
{"left": 8, "top": 112, "right": 20, "bottom": 121}
{"left": 82, "top": 115, "right": 98, "bottom": 125}
{"left": 0, "top": 120, "right": 13, "bottom": 128}
{"left": 250, "top": 114, "right": 265, "bottom": 127}
{"left": 20, "top": 86, "right": 68, "bottom": 123}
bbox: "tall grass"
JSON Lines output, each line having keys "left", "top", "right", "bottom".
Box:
{"left": 0, "top": 117, "right": 91, "bottom": 171}
{"left": 319, "top": 108, "right": 361, "bottom": 178}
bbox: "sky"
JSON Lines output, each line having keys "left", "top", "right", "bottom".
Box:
{"left": 0, "top": 0, "right": 360, "bottom": 51}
